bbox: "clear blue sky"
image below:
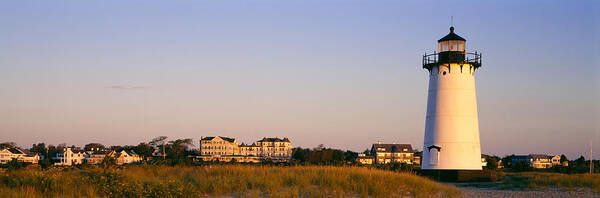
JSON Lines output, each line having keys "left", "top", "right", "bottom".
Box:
{"left": 0, "top": 1, "right": 598, "bottom": 159}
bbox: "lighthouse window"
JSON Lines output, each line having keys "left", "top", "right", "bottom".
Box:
{"left": 430, "top": 149, "right": 439, "bottom": 166}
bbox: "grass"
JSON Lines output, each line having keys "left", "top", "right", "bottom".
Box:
{"left": 498, "top": 172, "right": 600, "bottom": 192}
{"left": 0, "top": 165, "right": 461, "bottom": 198}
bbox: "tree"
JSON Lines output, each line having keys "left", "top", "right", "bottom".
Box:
{"left": 134, "top": 142, "right": 154, "bottom": 159}
{"left": 39, "top": 158, "right": 52, "bottom": 169}
{"left": 512, "top": 160, "right": 532, "bottom": 172}
{"left": 292, "top": 147, "right": 309, "bottom": 163}
{"left": 485, "top": 156, "right": 498, "bottom": 170}
{"left": 362, "top": 148, "right": 370, "bottom": 155}
{"left": 0, "top": 142, "right": 17, "bottom": 149}
{"left": 84, "top": 143, "right": 106, "bottom": 151}
{"left": 501, "top": 155, "right": 514, "bottom": 169}
{"left": 101, "top": 155, "right": 117, "bottom": 168}
{"left": 30, "top": 143, "right": 47, "bottom": 156}
{"left": 46, "top": 144, "right": 66, "bottom": 163}
{"left": 560, "top": 154, "right": 568, "bottom": 163}
{"left": 167, "top": 138, "right": 194, "bottom": 160}
{"left": 109, "top": 145, "right": 123, "bottom": 152}
{"left": 344, "top": 150, "right": 358, "bottom": 162}
{"left": 6, "top": 158, "right": 26, "bottom": 170}
{"left": 150, "top": 136, "right": 168, "bottom": 159}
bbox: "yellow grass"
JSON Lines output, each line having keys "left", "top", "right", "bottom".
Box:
{"left": 0, "top": 165, "right": 461, "bottom": 198}
{"left": 502, "top": 172, "right": 600, "bottom": 191}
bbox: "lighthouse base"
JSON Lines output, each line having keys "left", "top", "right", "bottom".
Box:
{"left": 417, "top": 169, "right": 497, "bottom": 182}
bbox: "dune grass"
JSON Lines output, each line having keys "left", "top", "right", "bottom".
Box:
{"left": 0, "top": 165, "right": 461, "bottom": 198}
{"left": 500, "top": 172, "right": 600, "bottom": 191}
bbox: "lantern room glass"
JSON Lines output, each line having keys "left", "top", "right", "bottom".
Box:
{"left": 438, "top": 40, "right": 465, "bottom": 52}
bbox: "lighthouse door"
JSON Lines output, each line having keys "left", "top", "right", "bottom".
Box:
{"left": 428, "top": 145, "right": 441, "bottom": 166}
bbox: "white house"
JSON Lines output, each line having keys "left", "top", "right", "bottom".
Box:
{"left": 109, "top": 150, "right": 142, "bottom": 165}
{"left": 54, "top": 147, "right": 86, "bottom": 166}
{"left": 0, "top": 148, "right": 39, "bottom": 164}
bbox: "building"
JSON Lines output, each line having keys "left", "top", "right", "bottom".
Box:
{"left": 252, "top": 137, "right": 292, "bottom": 159}
{"left": 200, "top": 136, "right": 239, "bottom": 156}
{"left": 109, "top": 150, "right": 142, "bottom": 165}
{"left": 85, "top": 150, "right": 111, "bottom": 165}
{"left": 18, "top": 152, "right": 40, "bottom": 164}
{"left": 512, "top": 154, "right": 561, "bottom": 169}
{"left": 370, "top": 143, "right": 415, "bottom": 164}
{"left": 0, "top": 148, "right": 40, "bottom": 164}
{"left": 54, "top": 147, "right": 86, "bottom": 166}
{"left": 356, "top": 153, "right": 375, "bottom": 165}
{"left": 421, "top": 27, "right": 483, "bottom": 170}
{"left": 197, "top": 136, "right": 292, "bottom": 162}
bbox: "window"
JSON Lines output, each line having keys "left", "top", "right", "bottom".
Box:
{"left": 427, "top": 145, "right": 441, "bottom": 166}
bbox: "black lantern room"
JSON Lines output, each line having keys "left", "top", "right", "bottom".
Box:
{"left": 422, "top": 27, "right": 481, "bottom": 71}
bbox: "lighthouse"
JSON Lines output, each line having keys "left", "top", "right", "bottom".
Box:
{"left": 421, "top": 27, "right": 483, "bottom": 171}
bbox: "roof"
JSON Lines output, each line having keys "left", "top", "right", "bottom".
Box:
{"left": 371, "top": 144, "right": 413, "bottom": 153}
{"left": 8, "top": 148, "right": 25, "bottom": 155}
{"left": 530, "top": 154, "right": 550, "bottom": 160}
{"left": 438, "top": 27, "right": 466, "bottom": 42}
{"left": 512, "top": 154, "right": 551, "bottom": 161}
{"left": 90, "top": 150, "right": 111, "bottom": 155}
{"left": 257, "top": 137, "right": 290, "bottom": 142}
{"left": 357, "top": 156, "right": 375, "bottom": 159}
{"left": 202, "top": 136, "right": 236, "bottom": 143}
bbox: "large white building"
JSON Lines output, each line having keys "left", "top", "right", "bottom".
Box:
{"left": 421, "top": 27, "right": 483, "bottom": 170}
{"left": 198, "top": 136, "right": 292, "bottom": 162}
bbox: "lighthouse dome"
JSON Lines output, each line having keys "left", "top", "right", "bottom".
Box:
{"left": 438, "top": 26, "right": 466, "bottom": 42}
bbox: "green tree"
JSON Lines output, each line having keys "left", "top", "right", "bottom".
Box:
{"left": 485, "top": 157, "right": 498, "bottom": 170}
{"left": 101, "top": 155, "right": 117, "bottom": 168}
{"left": 134, "top": 142, "right": 154, "bottom": 159}
{"left": 292, "top": 147, "right": 309, "bottom": 163}
{"left": 0, "top": 142, "right": 17, "bottom": 149}
{"left": 7, "top": 158, "right": 26, "bottom": 170}
{"left": 344, "top": 150, "right": 358, "bottom": 162}
{"left": 560, "top": 154, "right": 568, "bottom": 163}
{"left": 362, "top": 148, "right": 370, "bottom": 155}
{"left": 501, "top": 155, "right": 514, "bottom": 169}
{"left": 30, "top": 143, "right": 46, "bottom": 155}
{"left": 39, "top": 158, "right": 52, "bottom": 169}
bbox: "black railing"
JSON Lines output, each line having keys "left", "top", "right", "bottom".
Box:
{"left": 422, "top": 51, "right": 481, "bottom": 69}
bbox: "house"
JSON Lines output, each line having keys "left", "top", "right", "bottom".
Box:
{"left": 511, "top": 154, "right": 561, "bottom": 169}
{"left": 198, "top": 136, "right": 292, "bottom": 162}
{"left": 370, "top": 143, "right": 415, "bottom": 164}
{"left": 356, "top": 153, "right": 375, "bottom": 165}
{"left": 200, "top": 136, "right": 239, "bottom": 156}
{"left": 0, "top": 148, "right": 39, "bottom": 164}
{"left": 18, "top": 151, "right": 40, "bottom": 164}
{"left": 109, "top": 150, "right": 142, "bottom": 165}
{"left": 85, "top": 150, "right": 111, "bottom": 165}
{"left": 252, "top": 137, "right": 292, "bottom": 159}
{"left": 54, "top": 147, "right": 86, "bottom": 166}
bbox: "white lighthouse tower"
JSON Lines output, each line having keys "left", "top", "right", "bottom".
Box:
{"left": 421, "top": 27, "right": 483, "bottom": 170}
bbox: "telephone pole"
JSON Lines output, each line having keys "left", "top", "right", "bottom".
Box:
{"left": 591, "top": 140, "right": 594, "bottom": 174}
